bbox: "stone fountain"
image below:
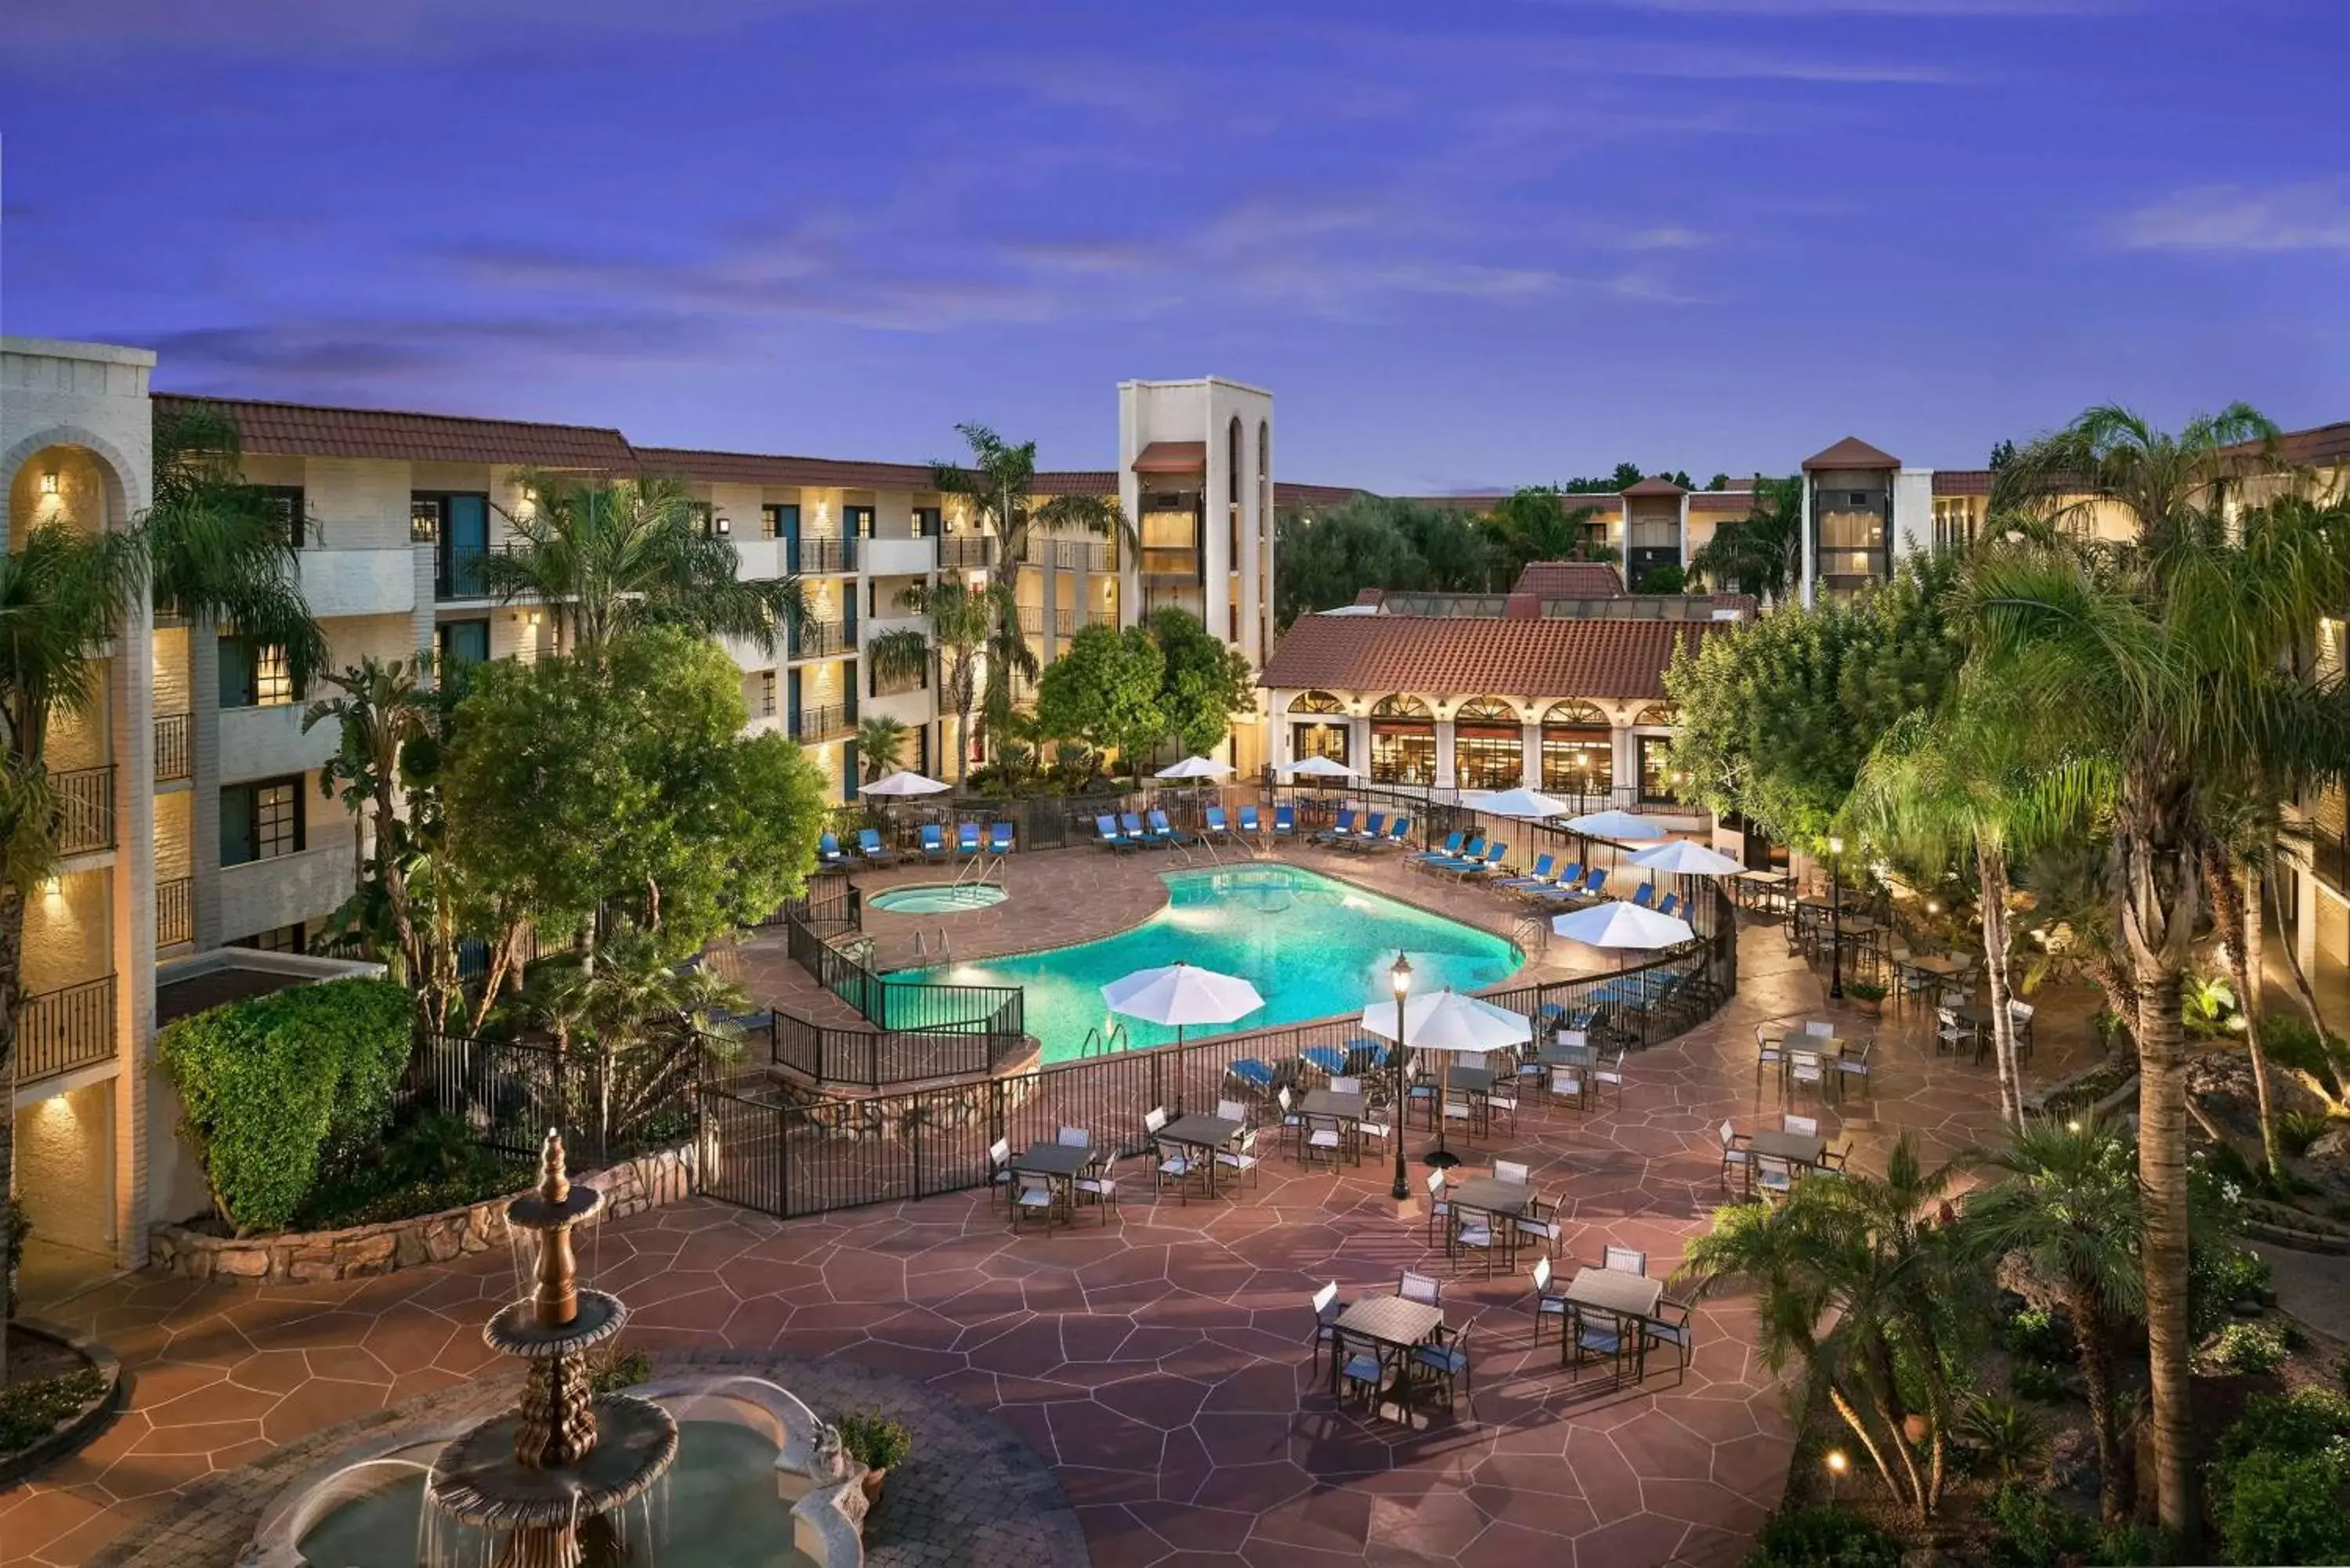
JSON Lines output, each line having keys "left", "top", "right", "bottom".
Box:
{"left": 421, "top": 1130, "right": 679, "bottom": 1567}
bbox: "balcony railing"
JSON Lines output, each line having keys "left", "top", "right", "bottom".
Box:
{"left": 154, "top": 711, "right": 192, "bottom": 783}
{"left": 1058, "top": 540, "right": 1113, "bottom": 573}
{"left": 436, "top": 541, "right": 527, "bottom": 601}
{"left": 1054, "top": 609, "right": 1078, "bottom": 638}
{"left": 17, "top": 974, "right": 117, "bottom": 1085}
{"left": 789, "top": 536, "right": 857, "bottom": 575}
{"left": 52, "top": 764, "right": 115, "bottom": 855}
{"left": 157, "top": 876, "right": 193, "bottom": 948}
{"left": 1017, "top": 606, "right": 1043, "bottom": 637}
{"left": 791, "top": 620, "right": 855, "bottom": 659}
{"left": 938, "top": 536, "right": 994, "bottom": 570}
{"left": 792, "top": 704, "right": 857, "bottom": 744}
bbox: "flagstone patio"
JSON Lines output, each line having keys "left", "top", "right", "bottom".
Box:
{"left": 2, "top": 904, "right": 2102, "bottom": 1568}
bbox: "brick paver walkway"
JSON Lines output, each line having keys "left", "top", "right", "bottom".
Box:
{"left": 2, "top": 899, "right": 2098, "bottom": 1568}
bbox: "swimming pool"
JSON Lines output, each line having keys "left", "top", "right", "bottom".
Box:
{"left": 889, "top": 865, "right": 1522, "bottom": 1062}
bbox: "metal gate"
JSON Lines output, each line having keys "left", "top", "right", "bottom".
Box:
{"left": 696, "top": 1075, "right": 999, "bottom": 1219}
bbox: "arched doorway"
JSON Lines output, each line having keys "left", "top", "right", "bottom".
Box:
{"left": 1541, "top": 700, "right": 1615, "bottom": 805}
{"left": 1287, "top": 690, "right": 1348, "bottom": 768}
{"left": 1368, "top": 695, "right": 1434, "bottom": 786}
{"left": 1451, "top": 696, "right": 1522, "bottom": 790}
{"left": 1632, "top": 702, "right": 1683, "bottom": 804}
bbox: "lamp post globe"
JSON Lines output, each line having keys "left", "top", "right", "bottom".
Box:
{"left": 1389, "top": 952, "right": 1413, "bottom": 1201}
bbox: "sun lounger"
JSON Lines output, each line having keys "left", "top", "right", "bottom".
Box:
{"left": 1314, "top": 807, "right": 1358, "bottom": 845}
{"left": 1095, "top": 814, "right": 1130, "bottom": 851}
{"left": 956, "top": 822, "right": 983, "bottom": 858}
{"left": 917, "top": 823, "right": 949, "bottom": 863}
{"left": 818, "top": 832, "right": 851, "bottom": 869}
{"left": 1203, "top": 806, "right": 1232, "bottom": 842}
{"left": 987, "top": 822, "right": 1014, "bottom": 856}
{"left": 1119, "top": 811, "right": 1159, "bottom": 849}
{"left": 1237, "top": 804, "right": 1263, "bottom": 839}
{"left": 1412, "top": 832, "right": 1466, "bottom": 867}
{"left": 856, "top": 827, "right": 900, "bottom": 867}
{"left": 1374, "top": 816, "right": 1411, "bottom": 850}
{"left": 1498, "top": 854, "right": 1558, "bottom": 891}
{"left": 1301, "top": 1044, "right": 1349, "bottom": 1077}
{"left": 1146, "top": 808, "right": 1190, "bottom": 847}
{"left": 1272, "top": 804, "right": 1297, "bottom": 839}
{"left": 1227, "top": 1057, "right": 1276, "bottom": 1093}
{"left": 1632, "top": 883, "right": 1657, "bottom": 909}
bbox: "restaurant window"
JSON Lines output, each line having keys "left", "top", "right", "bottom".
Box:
{"left": 1636, "top": 735, "right": 1681, "bottom": 805}
{"left": 1451, "top": 695, "right": 1522, "bottom": 790}
{"left": 1289, "top": 691, "right": 1349, "bottom": 769}
{"left": 1368, "top": 695, "right": 1434, "bottom": 786}
{"left": 1541, "top": 699, "right": 1614, "bottom": 799}
{"left": 221, "top": 775, "right": 304, "bottom": 867}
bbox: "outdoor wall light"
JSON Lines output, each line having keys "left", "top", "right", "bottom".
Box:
{"left": 38, "top": 471, "right": 59, "bottom": 496}
{"left": 42, "top": 876, "right": 62, "bottom": 899}
{"left": 714, "top": 514, "right": 732, "bottom": 537}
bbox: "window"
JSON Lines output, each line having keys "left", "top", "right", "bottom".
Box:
{"left": 1541, "top": 701, "right": 1614, "bottom": 798}
{"left": 1454, "top": 732, "right": 1521, "bottom": 790}
{"left": 1368, "top": 694, "right": 1434, "bottom": 786}
{"left": 437, "top": 620, "right": 490, "bottom": 669}
{"left": 1289, "top": 690, "right": 1345, "bottom": 715}
{"left": 762, "top": 503, "right": 797, "bottom": 541}
{"left": 231, "top": 923, "right": 306, "bottom": 954}
{"left": 913, "top": 506, "right": 942, "bottom": 538}
{"left": 845, "top": 505, "right": 875, "bottom": 539}
{"left": 1632, "top": 703, "right": 1678, "bottom": 727}
{"left": 1636, "top": 735, "right": 1681, "bottom": 804}
{"left": 253, "top": 486, "right": 306, "bottom": 547}
{"left": 218, "top": 638, "right": 295, "bottom": 708}
{"left": 221, "top": 775, "right": 304, "bottom": 866}
{"left": 757, "top": 670, "right": 777, "bottom": 717}
{"left": 1291, "top": 721, "right": 1348, "bottom": 767}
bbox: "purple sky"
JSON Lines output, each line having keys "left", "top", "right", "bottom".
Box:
{"left": 3, "top": 1, "right": 2345, "bottom": 492}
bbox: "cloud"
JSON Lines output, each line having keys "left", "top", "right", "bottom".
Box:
{"left": 2113, "top": 180, "right": 2350, "bottom": 254}
{"left": 143, "top": 312, "right": 733, "bottom": 393}
{"left": 1, "top": 0, "right": 844, "bottom": 60}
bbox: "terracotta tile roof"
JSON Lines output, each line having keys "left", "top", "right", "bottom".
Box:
{"left": 1688, "top": 490, "right": 1760, "bottom": 512}
{"left": 1262, "top": 612, "right": 1714, "bottom": 700}
{"left": 155, "top": 392, "right": 634, "bottom": 469}
{"left": 635, "top": 446, "right": 940, "bottom": 491}
{"left": 1278, "top": 482, "right": 1369, "bottom": 509}
{"left": 2276, "top": 421, "right": 2350, "bottom": 471}
{"left": 1354, "top": 587, "right": 1386, "bottom": 606}
{"left": 1932, "top": 469, "right": 1993, "bottom": 496}
{"left": 1512, "top": 561, "right": 1625, "bottom": 598}
{"left": 1621, "top": 475, "right": 1687, "bottom": 497}
{"left": 1034, "top": 469, "right": 1116, "bottom": 497}
{"left": 1802, "top": 435, "right": 1900, "bottom": 471}
{"left": 1133, "top": 440, "right": 1207, "bottom": 474}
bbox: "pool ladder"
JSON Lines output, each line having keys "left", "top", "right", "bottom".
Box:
{"left": 951, "top": 850, "right": 1005, "bottom": 891}
{"left": 910, "top": 926, "right": 950, "bottom": 963}
{"left": 1079, "top": 1021, "right": 1131, "bottom": 1057}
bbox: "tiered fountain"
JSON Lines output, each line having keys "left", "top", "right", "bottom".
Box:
{"left": 424, "top": 1130, "right": 679, "bottom": 1567}
{"left": 243, "top": 1130, "right": 868, "bottom": 1568}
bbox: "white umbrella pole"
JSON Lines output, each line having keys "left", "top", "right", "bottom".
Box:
{"left": 1428, "top": 1053, "right": 1462, "bottom": 1169}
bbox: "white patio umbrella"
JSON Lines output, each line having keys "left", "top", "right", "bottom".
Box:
{"left": 860, "top": 770, "right": 952, "bottom": 797}
{"left": 1551, "top": 898, "right": 1696, "bottom": 950}
{"left": 1358, "top": 988, "right": 1531, "bottom": 1168}
{"left": 1629, "top": 839, "right": 1745, "bottom": 876}
{"left": 1155, "top": 755, "right": 1234, "bottom": 780}
{"left": 1462, "top": 786, "right": 1574, "bottom": 821}
{"left": 1564, "top": 808, "right": 1669, "bottom": 842}
{"left": 1102, "top": 961, "right": 1264, "bottom": 1048}
{"left": 1281, "top": 756, "right": 1359, "bottom": 779}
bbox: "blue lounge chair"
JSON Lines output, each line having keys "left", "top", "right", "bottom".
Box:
{"left": 1146, "top": 808, "right": 1189, "bottom": 847}
{"left": 917, "top": 823, "right": 949, "bottom": 863}
{"left": 1412, "top": 832, "right": 1466, "bottom": 866}
{"left": 818, "top": 832, "right": 851, "bottom": 869}
{"left": 1272, "top": 804, "right": 1297, "bottom": 838}
{"left": 987, "top": 822, "right": 1014, "bottom": 856}
{"left": 1227, "top": 1058, "right": 1276, "bottom": 1093}
{"left": 955, "top": 821, "right": 983, "bottom": 858}
{"left": 1456, "top": 842, "right": 1510, "bottom": 879}
{"left": 856, "top": 827, "right": 900, "bottom": 867}
{"left": 1354, "top": 812, "right": 1388, "bottom": 849}
{"left": 1375, "top": 816, "right": 1411, "bottom": 849}
{"left": 1314, "top": 807, "right": 1358, "bottom": 845}
{"left": 1119, "top": 811, "right": 1159, "bottom": 849}
{"left": 1203, "top": 806, "right": 1232, "bottom": 842}
{"left": 1421, "top": 835, "right": 1485, "bottom": 873}
{"left": 1095, "top": 814, "right": 1130, "bottom": 851}
{"left": 1632, "top": 883, "right": 1657, "bottom": 909}
{"left": 1657, "top": 892, "right": 1681, "bottom": 918}
{"left": 1301, "top": 1045, "right": 1349, "bottom": 1078}
{"left": 1237, "top": 804, "right": 1263, "bottom": 838}
{"left": 1499, "top": 854, "right": 1557, "bottom": 891}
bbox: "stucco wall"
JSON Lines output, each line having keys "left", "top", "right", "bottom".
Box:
{"left": 23, "top": 870, "right": 113, "bottom": 994}
{"left": 13, "top": 1080, "right": 117, "bottom": 1259}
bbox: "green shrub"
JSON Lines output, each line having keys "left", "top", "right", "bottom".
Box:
{"left": 2189, "top": 1244, "right": 2271, "bottom": 1338}
{"left": 2006, "top": 1306, "right": 2075, "bottom": 1364}
{"left": 2213, "top": 1322, "right": 2288, "bottom": 1375}
{"left": 2212, "top": 1447, "right": 2350, "bottom": 1566}
{"left": 293, "top": 1113, "right": 528, "bottom": 1230}
{"left": 2337, "top": 1349, "right": 2350, "bottom": 1400}
{"left": 1957, "top": 1394, "right": 2047, "bottom": 1482}
{"left": 590, "top": 1345, "right": 650, "bottom": 1393}
{"left": 833, "top": 1408, "right": 913, "bottom": 1472}
{"left": 2214, "top": 1389, "right": 2350, "bottom": 1465}
{"left": 2260, "top": 1015, "right": 2345, "bottom": 1097}
{"left": 2010, "top": 1358, "right": 2070, "bottom": 1404}
{"left": 158, "top": 977, "right": 415, "bottom": 1234}
{"left": 2278, "top": 1109, "right": 2336, "bottom": 1158}
{"left": 1741, "top": 1504, "right": 1904, "bottom": 1568}
{"left": 2088, "top": 1521, "right": 2157, "bottom": 1566}
{"left": 0, "top": 1367, "right": 106, "bottom": 1450}
{"left": 1983, "top": 1480, "right": 2092, "bottom": 1568}
{"left": 2, "top": 1198, "right": 28, "bottom": 1319}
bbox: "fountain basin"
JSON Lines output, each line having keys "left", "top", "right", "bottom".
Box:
{"left": 245, "top": 1376, "right": 864, "bottom": 1568}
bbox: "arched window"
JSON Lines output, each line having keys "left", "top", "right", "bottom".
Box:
{"left": 1258, "top": 421, "right": 1270, "bottom": 478}
{"left": 1453, "top": 696, "right": 1519, "bottom": 724}
{"left": 1289, "top": 690, "right": 1345, "bottom": 714}
{"left": 1371, "top": 695, "right": 1430, "bottom": 718}
{"left": 1633, "top": 703, "right": 1679, "bottom": 727}
{"left": 1228, "top": 417, "right": 1243, "bottom": 504}
{"left": 1542, "top": 699, "right": 1614, "bottom": 800}
{"left": 1368, "top": 695, "right": 1434, "bottom": 786}
{"left": 1452, "top": 696, "right": 1522, "bottom": 790}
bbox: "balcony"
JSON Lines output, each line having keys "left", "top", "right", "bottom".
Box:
{"left": 938, "top": 536, "right": 994, "bottom": 571}
{"left": 861, "top": 535, "right": 936, "bottom": 578}
{"left": 1141, "top": 548, "right": 1200, "bottom": 580}
{"left": 298, "top": 546, "right": 418, "bottom": 618}
{"left": 789, "top": 536, "right": 857, "bottom": 575}
{"left": 221, "top": 699, "right": 334, "bottom": 782}
{"left": 17, "top": 974, "right": 116, "bottom": 1085}
{"left": 52, "top": 765, "right": 114, "bottom": 856}
{"left": 157, "top": 876, "right": 193, "bottom": 948}
{"left": 154, "top": 712, "right": 192, "bottom": 784}
{"left": 790, "top": 620, "right": 855, "bottom": 659}
{"left": 436, "top": 541, "right": 528, "bottom": 602}
{"left": 1017, "top": 606, "right": 1043, "bottom": 637}
{"left": 792, "top": 704, "right": 857, "bottom": 744}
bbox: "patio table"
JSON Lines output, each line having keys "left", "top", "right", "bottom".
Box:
{"left": 1331, "top": 1293, "right": 1447, "bottom": 1411}
{"left": 1298, "top": 1089, "right": 1367, "bottom": 1165}
{"left": 1894, "top": 952, "right": 1974, "bottom": 1010}
{"left": 1158, "top": 1113, "right": 1245, "bottom": 1196}
{"left": 1008, "top": 1140, "right": 1097, "bottom": 1227}
{"left": 1444, "top": 1176, "right": 1534, "bottom": 1274}
{"left": 1954, "top": 1004, "right": 1999, "bottom": 1062}
{"left": 1560, "top": 1265, "right": 1664, "bottom": 1375}
{"left": 1741, "top": 1128, "right": 1828, "bottom": 1198}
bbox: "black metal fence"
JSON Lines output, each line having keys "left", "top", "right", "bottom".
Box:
{"left": 407, "top": 1029, "right": 702, "bottom": 1169}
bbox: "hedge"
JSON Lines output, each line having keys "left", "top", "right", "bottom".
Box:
{"left": 158, "top": 977, "right": 414, "bottom": 1234}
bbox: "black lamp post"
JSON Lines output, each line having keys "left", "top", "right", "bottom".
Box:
{"left": 1389, "top": 951, "right": 1413, "bottom": 1201}
{"left": 1827, "top": 833, "right": 1846, "bottom": 1001}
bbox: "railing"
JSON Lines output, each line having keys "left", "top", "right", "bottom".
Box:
{"left": 938, "top": 536, "right": 994, "bottom": 570}
{"left": 407, "top": 1030, "right": 696, "bottom": 1168}
{"left": 1053, "top": 610, "right": 1078, "bottom": 638}
{"left": 157, "top": 876, "right": 193, "bottom": 948}
{"left": 780, "top": 911, "right": 1022, "bottom": 1039}
{"left": 792, "top": 704, "right": 856, "bottom": 744}
{"left": 51, "top": 764, "right": 115, "bottom": 854}
{"left": 436, "top": 540, "right": 531, "bottom": 601}
{"left": 791, "top": 620, "right": 854, "bottom": 659}
{"left": 2313, "top": 822, "right": 2350, "bottom": 899}
{"left": 16, "top": 975, "right": 117, "bottom": 1084}
{"left": 1016, "top": 606, "right": 1043, "bottom": 636}
{"left": 1058, "top": 540, "right": 1113, "bottom": 573}
{"left": 790, "top": 536, "right": 856, "bottom": 575}
{"left": 154, "top": 712, "right": 192, "bottom": 783}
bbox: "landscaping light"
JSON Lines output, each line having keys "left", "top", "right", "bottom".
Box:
{"left": 38, "top": 470, "right": 59, "bottom": 496}
{"left": 2066, "top": 1119, "right": 2082, "bottom": 1133}
{"left": 1827, "top": 835, "right": 1845, "bottom": 856}
{"left": 1825, "top": 1449, "right": 1848, "bottom": 1474}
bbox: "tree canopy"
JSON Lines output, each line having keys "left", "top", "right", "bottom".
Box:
{"left": 1148, "top": 607, "right": 1257, "bottom": 756}
{"left": 1033, "top": 622, "right": 1165, "bottom": 770}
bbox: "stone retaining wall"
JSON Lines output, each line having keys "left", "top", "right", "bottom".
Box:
{"left": 146, "top": 1141, "right": 700, "bottom": 1284}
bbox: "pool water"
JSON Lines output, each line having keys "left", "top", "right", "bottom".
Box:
{"left": 891, "top": 865, "right": 1521, "bottom": 1061}
{"left": 870, "top": 883, "right": 1010, "bottom": 915}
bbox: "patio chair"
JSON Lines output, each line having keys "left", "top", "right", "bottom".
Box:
{"left": 1236, "top": 804, "right": 1264, "bottom": 840}
{"left": 917, "top": 822, "right": 949, "bottom": 863}
{"left": 1567, "top": 1304, "right": 1640, "bottom": 1384}
{"left": 1308, "top": 1281, "right": 1347, "bottom": 1372}
{"left": 1119, "top": 811, "right": 1155, "bottom": 849}
{"left": 955, "top": 821, "right": 984, "bottom": 858}
{"left": 1935, "top": 1006, "right": 1972, "bottom": 1058}
{"left": 1643, "top": 1295, "right": 1694, "bottom": 1385}
{"left": 1202, "top": 805, "right": 1233, "bottom": 844}
{"left": 1547, "top": 1064, "right": 1586, "bottom": 1110}
{"left": 989, "top": 1136, "right": 1014, "bottom": 1209}
{"left": 1421, "top": 1171, "right": 1451, "bottom": 1248}
{"left": 1275, "top": 1086, "right": 1306, "bottom": 1154}
{"left": 1409, "top": 1322, "right": 1473, "bottom": 1414}
{"left": 1492, "top": 1158, "right": 1531, "bottom": 1186}
{"left": 1753, "top": 1154, "right": 1795, "bottom": 1200}
{"left": 818, "top": 832, "right": 851, "bottom": 869}
{"left": 1398, "top": 1268, "right": 1444, "bottom": 1306}
{"left": 1497, "top": 853, "right": 1557, "bottom": 892}
{"left": 1515, "top": 1196, "right": 1561, "bottom": 1262}
{"left": 1405, "top": 1071, "right": 1438, "bottom": 1129}
{"left": 1802, "top": 1020, "right": 1836, "bottom": 1039}
{"left": 1314, "top": 807, "right": 1359, "bottom": 845}
{"left": 1010, "top": 1171, "right": 1061, "bottom": 1232}
{"left": 1094, "top": 814, "right": 1130, "bottom": 852}
{"left": 1632, "top": 883, "right": 1657, "bottom": 909}
{"left": 1372, "top": 817, "right": 1411, "bottom": 851}
{"left": 1217, "top": 1129, "right": 1264, "bottom": 1188}
{"left": 855, "top": 827, "right": 899, "bottom": 867}
{"left": 1153, "top": 1138, "right": 1202, "bottom": 1205}
{"left": 1717, "top": 1121, "right": 1752, "bottom": 1190}
{"left": 2008, "top": 999, "right": 2036, "bottom": 1058}
{"left": 1215, "top": 1097, "right": 1250, "bottom": 1125}
{"left": 1329, "top": 1075, "right": 1362, "bottom": 1095}
{"left": 1484, "top": 1082, "right": 1519, "bottom": 1134}
{"left": 1144, "top": 1107, "right": 1170, "bottom": 1137}
{"left": 1602, "top": 1245, "right": 1647, "bottom": 1276}
{"left": 1271, "top": 804, "right": 1297, "bottom": 840}
{"left": 1440, "top": 1086, "right": 1480, "bottom": 1140}
{"left": 1592, "top": 1050, "right": 1627, "bottom": 1110}
{"left": 1357, "top": 1115, "right": 1392, "bottom": 1154}
{"left": 1788, "top": 1049, "right": 1826, "bottom": 1097}
{"left": 1782, "top": 1114, "right": 1818, "bottom": 1136}
{"left": 1056, "top": 1125, "right": 1092, "bottom": 1148}
{"left": 1412, "top": 831, "right": 1467, "bottom": 868}
{"left": 1529, "top": 1255, "right": 1571, "bottom": 1344}
{"left": 1146, "top": 807, "right": 1190, "bottom": 847}
{"left": 1333, "top": 1329, "right": 1388, "bottom": 1409}
{"left": 1835, "top": 1040, "right": 1874, "bottom": 1098}
{"left": 1074, "top": 1153, "right": 1123, "bottom": 1219}
{"left": 1755, "top": 1024, "right": 1788, "bottom": 1084}
{"left": 987, "top": 822, "right": 1015, "bottom": 857}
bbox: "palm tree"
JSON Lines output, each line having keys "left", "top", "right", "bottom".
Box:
{"left": 1688, "top": 475, "right": 1802, "bottom": 602}
{"left": 1961, "top": 1116, "right": 2145, "bottom": 1525}
{"left": 1846, "top": 681, "right": 2110, "bottom": 1124}
{"left": 891, "top": 578, "right": 997, "bottom": 782}
{"left": 480, "top": 468, "right": 804, "bottom": 656}
{"left": 303, "top": 657, "right": 436, "bottom": 1018}
{"left": 1955, "top": 439, "right": 2350, "bottom": 1540}
{"left": 931, "top": 424, "right": 1128, "bottom": 753}
{"left": 1484, "top": 487, "right": 1605, "bottom": 587}
{"left": 855, "top": 716, "right": 907, "bottom": 782}
{"left": 1678, "top": 1133, "right": 1968, "bottom": 1525}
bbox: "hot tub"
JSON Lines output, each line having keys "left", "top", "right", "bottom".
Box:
{"left": 868, "top": 883, "right": 1008, "bottom": 915}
